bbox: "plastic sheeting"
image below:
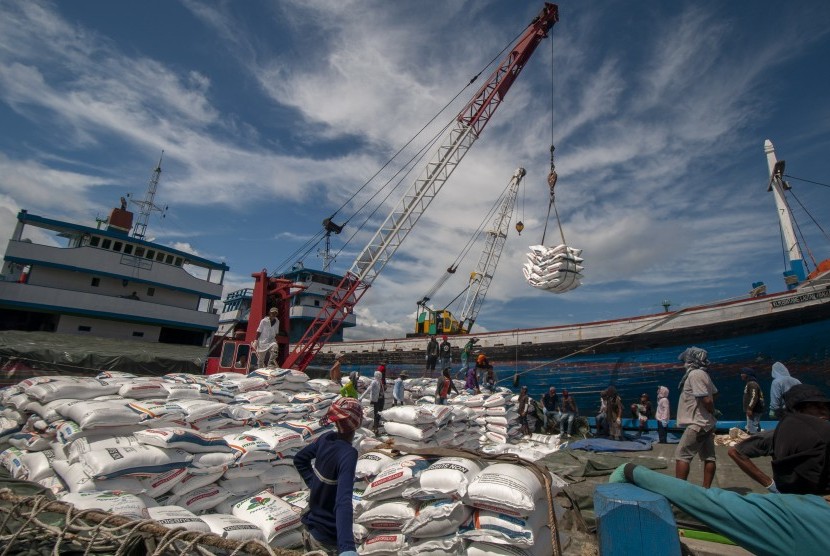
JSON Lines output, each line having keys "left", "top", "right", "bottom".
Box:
{"left": 523, "top": 244, "right": 583, "bottom": 293}
{"left": 0, "top": 331, "right": 207, "bottom": 383}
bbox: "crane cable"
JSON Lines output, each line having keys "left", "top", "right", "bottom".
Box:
{"left": 419, "top": 175, "right": 521, "bottom": 310}
{"left": 272, "top": 26, "right": 528, "bottom": 275}
{"left": 540, "top": 36, "right": 563, "bottom": 246}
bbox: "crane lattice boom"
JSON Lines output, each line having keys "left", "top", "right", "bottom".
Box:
{"left": 458, "top": 167, "right": 526, "bottom": 333}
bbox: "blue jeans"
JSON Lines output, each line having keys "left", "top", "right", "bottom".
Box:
{"left": 560, "top": 412, "right": 575, "bottom": 435}
{"left": 746, "top": 412, "right": 761, "bottom": 434}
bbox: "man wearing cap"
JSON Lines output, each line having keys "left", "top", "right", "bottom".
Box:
{"left": 294, "top": 397, "right": 363, "bottom": 556}
{"left": 254, "top": 307, "right": 280, "bottom": 368}
{"left": 439, "top": 335, "right": 452, "bottom": 371}
{"left": 741, "top": 368, "right": 765, "bottom": 433}
{"left": 675, "top": 346, "right": 719, "bottom": 487}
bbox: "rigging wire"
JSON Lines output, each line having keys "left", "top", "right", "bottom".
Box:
{"left": 329, "top": 25, "right": 527, "bottom": 227}
{"left": 788, "top": 189, "right": 830, "bottom": 245}
{"left": 281, "top": 26, "right": 530, "bottom": 273}
{"left": 784, "top": 174, "right": 830, "bottom": 188}
{"left": 419, "top": 176, "right": 520, "bottom": 309}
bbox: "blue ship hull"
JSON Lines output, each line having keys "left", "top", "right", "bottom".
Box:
{"left": 336, "top": 309, "right": 830, "bottom": 420}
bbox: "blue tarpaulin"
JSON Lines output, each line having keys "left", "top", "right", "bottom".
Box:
{"left": 567, "top": 431, "right": 680, "bottom": 452}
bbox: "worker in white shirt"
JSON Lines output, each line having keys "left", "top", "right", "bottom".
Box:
{"left": 255, "top": 307, "right": 280, "bottom": 368}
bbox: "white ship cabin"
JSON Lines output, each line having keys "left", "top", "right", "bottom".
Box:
{"left": 216, "top": 287, "right": 252, "bottom": 339}
{"left": 280, "top": 267, "right": 357, "bottom": 343}
{"left": 0, "top": 206, "right": 228, "bottom": 346}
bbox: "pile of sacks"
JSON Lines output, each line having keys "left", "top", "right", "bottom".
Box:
{"left": 353, "top": 449, "right": 568, "bottom": 555}
{"left": 378, "top": 403, "right": 479, "bottom": 451}
{"left": 523, "top": 244, "right": 583, "bottom": 293}
{"left": 0, "top": 370, "right": 372, "bottom": 549}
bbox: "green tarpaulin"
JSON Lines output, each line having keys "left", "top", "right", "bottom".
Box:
{"left": 0, "top": 330, "right": 209, "bottom": 382}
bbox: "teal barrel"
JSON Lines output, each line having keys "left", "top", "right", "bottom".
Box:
{"left": 594, "top": 483, "right": 681, "bottom": 556}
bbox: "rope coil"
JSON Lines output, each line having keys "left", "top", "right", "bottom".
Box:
{"left": 0, "top": 489, "right": 303, "bottom": 556}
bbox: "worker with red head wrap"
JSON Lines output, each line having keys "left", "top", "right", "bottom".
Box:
{"left": 294, "top": 397, "right": 363, "bottom": 556}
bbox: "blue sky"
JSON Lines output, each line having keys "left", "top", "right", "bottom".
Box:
{"left": 1, "top": 0, "right": 830, "bottom": 341}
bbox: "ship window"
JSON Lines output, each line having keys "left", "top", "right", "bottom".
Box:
{"left": 147, "top": 287, "right": 155, "bottom": 297}
{"left": 174, "top": 257, "right": 183, "bottom": 266}
{"left": 145, "top": 250, "right": 155, "bottom": 260}
{"left": 235, "top": 345, "right": 250, "bottom": 369}
{"left": 113, "top": 241, "right": 123, "bottom": 252}
{"left": 123, "top": 244, "right": 133, "bottom": 254}
{"left": 132, "top": 331, "right": 144, "bottom": 338}
{"left": 91, "top": 277, "right": 100, "bottom": 287}
{"left": 220, "top": 343, "right": 235, "bottom": 368}
{"left": 78, "top": 325, "right": 91, "bottom": 332}
{"left": 135, "top": 247, "right": 145, "bottom": 257}
{"left": 165, "top": 254, "right": 174, "bottom": 264}
{"left": 155, "top": 252, "right": 165, "bottom": 262}
{"left": 89, "top": 236, "right": 100, "bottom": 247}
{"left": 314, "top": 300, "right": 320, "bottom": 307}
{"left": 101, "top": 239, "right": 112, "bottom": 249}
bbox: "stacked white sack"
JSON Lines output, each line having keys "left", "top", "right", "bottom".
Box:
{"left": 523, "top": 244, "right": 583, "bottom": 293}
{"left": 378, "top": 404, "right": 452, "bottom": 449}
{"left": 482, "top": 392, "right": 522, "bottom": 444}
{"left": 0, "top": 370, "right": 332, "bottom": 549}
{"left": 352, "top": 451, "right": 568, "bottom": 555}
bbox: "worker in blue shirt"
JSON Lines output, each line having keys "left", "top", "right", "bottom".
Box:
{"left": 294, "top": 397, "right": 363, "bottom": 556}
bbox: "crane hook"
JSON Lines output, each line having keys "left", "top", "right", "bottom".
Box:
{"left": 548, "top": 144, "right": 558, "bottom": 199}
{"left": 515, "top": 221, "right": 524, "bottom": 235}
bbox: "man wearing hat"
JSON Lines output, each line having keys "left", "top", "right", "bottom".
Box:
{"left": 741, "top": 368, "right": 765, "bottom": 433}
{"left": 772, "top": 384, "right": 830, "bottom": 494}
{"left": 728, "top": 383, "right": 830, "bottom": 495}
{"left": 254, "top": 306, "right": 280, "bottom": 368}
{"left": 294, "top": 397, "right": 363, "bottom": 556}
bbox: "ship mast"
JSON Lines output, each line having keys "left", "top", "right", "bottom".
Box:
{"left": 765, "top": 139, "right": 806, "bottom": 288}
{"left": 131, "top": 151, "right": 168, "bottom": 240}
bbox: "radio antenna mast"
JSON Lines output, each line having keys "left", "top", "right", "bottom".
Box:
{"left": 131, "top": 151, "right": 168, "bottom": 240}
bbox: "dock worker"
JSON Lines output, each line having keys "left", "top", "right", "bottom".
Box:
{"left": 330, "top": 353, "right": 344, "bottom": 384}
{"left": 294, "top": 397, "right": 362, "bottom": 556}
{"left": 439, "top": 335, "right": 452, "bottom": 370}
{"left": 340, "top": 372, "right": 359, "bottom": 399}
{"left": 392, "top": 372, "right": 407, "bottom": 406}
{"left": 541, "top": 387, "right": 561, "bottom": 433}
{"left": 741, "top": 368, "right": 765, "bottom": 433}
{"left": 254, "top": 307, "right": 280, "bottom": 368}
{"left": 675, "top": 346, "right": 719, "bottom": 487}
{"left": 425, "top": 335, "right": 439, "bottom": 374}
{"left": 458, "top": 337, "right": 478, "bottom": 378}
{"left": 769, "top": 361, "right": 800, "bottom": 418}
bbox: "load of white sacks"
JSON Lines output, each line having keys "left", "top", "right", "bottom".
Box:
{"left": 0, "top": 369, "right": 356, "bottom": 549}
{"left": 0, "top": 369, "right": 568, "bottom": 551}
{"left": 523, "top": 244, "right": 583, "bottom": 293}
{"left": 353, "top": 450, "right": 569, "bottom": 555}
